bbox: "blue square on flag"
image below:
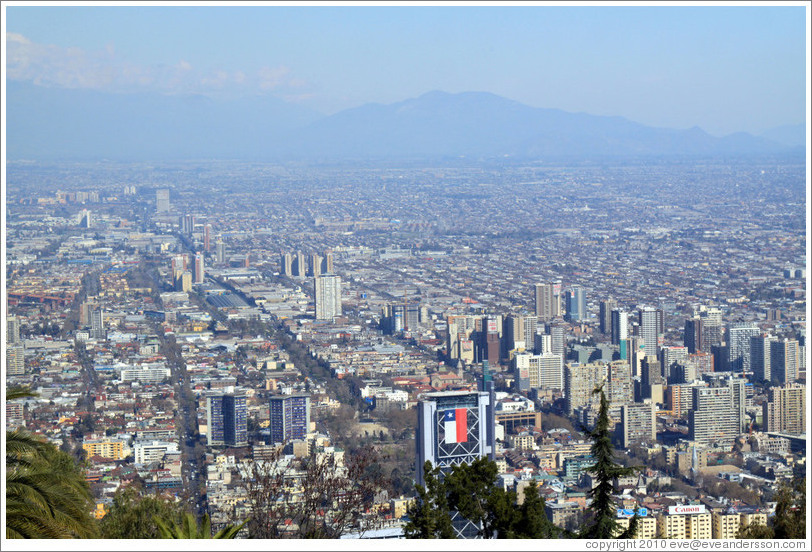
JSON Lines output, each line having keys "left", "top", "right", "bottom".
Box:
{"left": 443, "top": 408, "right": 468, "bottom": 444}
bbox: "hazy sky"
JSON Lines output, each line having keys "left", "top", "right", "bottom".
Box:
{"left": 4, "top": 3, "right": 808, "bottom": 136}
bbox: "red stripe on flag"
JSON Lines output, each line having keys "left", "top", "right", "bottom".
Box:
{"left": 456, "top": 408, "right": 467, "bottom": 443}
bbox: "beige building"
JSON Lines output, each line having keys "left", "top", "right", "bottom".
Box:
{"left": 615, "top": 516, "right": 657, "bottom": 539}
{"left": 82, "top": 437, "right": 126, "bottom": 460}
{"left": 658, "top": 506, "right": 711, "bottom": 539}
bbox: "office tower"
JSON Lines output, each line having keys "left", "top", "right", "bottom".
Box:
{"left": 447, "top": 315, "right": 476, "bottom": 362}
{"left": 763, "top": 383, "right": 805, "bottom": 436}
{"left": 204, "top": 224, "right": 212, "bottom": 251}
{"left": 269, "top": 394, "right": 311, "bottom": 444}
{"left": 667, "top": 381, "right": 707, "bottom": 418}
{"left": 710, "top": 343, "right": 730, "bottom": 373}
{"left": 727, "top": 324, "right": 760, "bottom": 374}
{"left": 688, "top": 386, "right": 740, "bottom": 446}
{"left": 534, "top": 332, "right": 552, "bottom": 355}
{"left": 750, "top": 334, "right": 776, "bottom": 382}
{"left": 6, "top": 345, "right": 25, "bottom": 376}
{"left": 171, "top": 254, "right": 186, "bottom": 278}
{"left": 638, "top": 307, "right": 664, "bottom": 358}
{"left": 534, "top": 282, "right": 561, "bottom": 320}
{"left": 503, "top": 314, "right": 522, "bottom": 352}
{"left": 294, "top": 252, "right": 306, "bottom": 276}
{"left": 620, "top": 401, "right": 656, "bottom": 448}
{"left": 699, "top": 307, "right": 723, "bottom": 352}
{"left": 310, "top": 253, "right": 323, "bottom": 277}
{"left": 481, "top": 316, "right": 500, "bottom": 366}
{"left": 156, "top": 189, "right": 170, "bottom": 213}
{"left": 91, "top": 308, "right": 105, "bottom": 340}
{"left": 7, "top": 315, "right": 20, "bottom": 344}
{"left": 565, "top": 286, "right": 587, "bottom": 322}
{"left": 216, "top": 239, "right": 226, "bottom": 264}
{"left": 193, "top": 253, "right": 205, "bottom": 284}
{"left": 280, "top": 253, "right": 293, "bottom": 276}
{"left": 315, "top": 274, "right": 342, "bottom": 320}
{"left": 322, "top": 251, "right": 334, "bottom": 274}
{"left": 206, "top": 391, "right": 248, "bottom": 447}
{"left": 416, "top": 392, "right": 495, "bottom": 483}
{"left": 564, "top": 362, "right": 607, "bottom": 415}
{"left": 611, "top": 309, "right": 629, "bottom": 359}
{"left": 684, "top": 317, "right": 703, "bottom": 353}
{"left": 599, "top": 299, "right": 617, "bottom": 335}
{"left": 770, "top": 339, "right": 799, "bottom": 384}
{"left": 661, "top": 346, "right": 690, "bottom": 384}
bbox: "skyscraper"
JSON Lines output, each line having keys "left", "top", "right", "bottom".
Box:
{"left": 207, "top": 391, "right": 248, "bottom": 447}
{"left": 727, "top": 324, "right": 760, "bottom": 375}
{"left": 639, "top": 307, "right": 664, "bottom": 358}
{"left": 620, "top": 401, "right": 656, "bottom": 448}
{"left": 315, "top": 274, "right": 342, "bottom": 320}
{"left": 156, "top": 189, "right": 170, "bottom": 213}
{"left": 204, "top": 223, "right": 212, "bottom": 251}
{"left": 750, "top": 334, "right": 776, "bottom": 382}
{"left": 564, "top": 362, "right": 607, "bottom": 415}
{"left": 611, "top": 309, "right": 629, "bottom": 359}
{"left": 269, "top": 394, "right": 311, "bottom": 444}
{"left": 193, "top": 253, "right": 205, "bottom": 284}
{"left": 763, "top": 383, "right": 806, "bottom": 436}
{"left": 565, "top": 286, "right": 587, "bottom": 322}
{"left": 513, "top": 352, "right": 563, "bottom": 391}
{"left": 7, "top": 315, "right": 21, "bottom": 345}
{"left": 91, "top": 308, "right": 105, "bottom": 340}
{"left": 322, "top": 251, "right": 334, "bottom": 274}
{"left": 280, "top": 252, "right": 293, "bottom": 275}
{"left": 216, "top": 239, "right": 226, "bottom": 264}
{"left": 770, "top": 339, "right": 799, "bottom": 384}
{"left": 684, "top": 317, "right": 703, "bottom": 354}
{"left": 599, "top": 299, "right": 617, "bottom": 335}
{"left": 416, "top": 389, "right": 496, "bottom": 538}
{"left": 6, "top": 345, "right": 25, "bottom": 376}
{"left": 534, "top": 282, "right": 561, "bottom": 320}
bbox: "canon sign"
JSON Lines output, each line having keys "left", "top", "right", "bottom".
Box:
{"left": 668, "top": 505, "right": 707, "bottom": 515}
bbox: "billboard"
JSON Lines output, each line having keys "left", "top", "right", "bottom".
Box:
{"left": 617, "top": 508, "right": 648, "bottom": 518}
{"left": 668, "top": 505, "right": 706, "bottom": 515}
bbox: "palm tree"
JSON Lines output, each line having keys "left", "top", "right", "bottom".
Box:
{"left": 6, "top": 388, "right": 99, "bottom": 538}
{"left": 155, "top": 513, "right": 246, "bottom": 539}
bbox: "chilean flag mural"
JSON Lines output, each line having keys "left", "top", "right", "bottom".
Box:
{"left": 443, "top": 408, "right": 468, "bottom": 444}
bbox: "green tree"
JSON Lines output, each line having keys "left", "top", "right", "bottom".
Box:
{"left": 6, "top": 389, "right": 99, "bottom": 539}
{"left": 772, "top": 477, "right": 806, "bottom": 539}
{"left": 580, "top": 387, "right": 640, "bottom": 539}
{"left": 403, "top": 461, "right": 455, "bottom": 538}
{"left": 99, "top": 486, "right": 187, "bottom": 539}
{"left": 518, "top": 483, "right": 561, "bottom": 539}
{"left": 155, "top": 512, "right": 246, "bottom": 539}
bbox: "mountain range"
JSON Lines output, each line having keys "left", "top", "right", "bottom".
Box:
{"left": 6, "top": 82, "right": 805, "bottom": 162}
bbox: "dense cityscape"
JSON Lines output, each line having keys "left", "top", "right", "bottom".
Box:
{"left": 4, "top": 155, "right": 807, "bottom": 540}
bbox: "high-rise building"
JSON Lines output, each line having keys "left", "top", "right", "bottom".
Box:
{"left": 7, "top": 315, "right": 21, "bottom": 345}
{"left": 534, "top": 282, "right": 561, "bottom": 320}
{"left": 565, "top": 286, "right": 587, "bottom": 322}
{"left": 750, "top": 334, "right": 776, "bottom": 383}
{"left": 6, "top": 345, "right": 25, "bottom": 376}
{"left": 206, "top": 391, "right": 248, "bottom": 447}
{"left": 294, "top": 252, "right": 306, "bottom": 276}
{"left": 770, "top": 339, "right": 799, "bottom": 384}
{"left": 156, "top": 189, "right": 170, "bottom": 213}
{"left": 322, "top": 252, "right": 334, "bottom": 274}
{"left": 638, "top": 307, "right": 664, "bottom": 358}
{"left": 763, "top": 383, "right": 805, "bottom": 436}
{"left": 315, "top": 274, "right": 342, "bottom": 320}
{"left": 620, "top": 401, "right": 656, "bottom": 448}
{"left": 684, "top": 317, "right": 703, "bottom": 354}
{"left": 611, "top": 309, "right": 629, "bottom": 359}
{"left": 181, "top": 213, "right": 195, "bottom": 235}
{"left": 416, "top": 390, "right": 496, "bottom": 537}
{"left": 91, "top": 308, "right": 105, "bottom": 340}
{"left": 687, "top": 352, "right": 714, "bottom": 380}
{"left": 607, "top": 360, "right": 634, "bottom": 405}
{"left": 310, "top": 254, "right": 323, "bottom": 277}
{"left": 193, "top": 253, "right": 205, "bottom": 284}
{"left": 216, "top": 239, "right": 226, "bottom": 264}
{"left": 280, "top": 253, "right": 293, "bottom": 276}
{"left": 564, "top": 362, "right": 607, "bottom": 415}
{"left": 269, "top": 394, "right": 311, "bottom": 444}
{"left": 599, "top": 299, "right": 617, "bottom": 335}
{"left": 514, "top": 352, "right": 564, "bottom": 391}
{"left": 688, "top": 386, "right": 740, "bottom": 446}
{"left": 661, "top": 346, "right": 690, "bottom": 384}
{"left": 639, "top": 356, "right": 664, "bottom": 404}
{"left": 727, "top": 324, "right": 760, "bottom": 375}
{"left": 204, "top": 224, "right": 212, "bottom": 251}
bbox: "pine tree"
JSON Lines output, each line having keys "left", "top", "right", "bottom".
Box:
{"left": 403, "top": 461, "right": 455, "bottom": 538}
{"left": 580, "top": 386, "right": 640, "bottom": 539}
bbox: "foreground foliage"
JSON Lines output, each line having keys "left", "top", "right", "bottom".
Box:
{"left": 156, "top": 512, "right": 246, "bottom": 539}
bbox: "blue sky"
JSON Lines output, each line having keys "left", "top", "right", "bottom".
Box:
{"left": 4, "top": 3, "right": 808, "bottom": 136}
